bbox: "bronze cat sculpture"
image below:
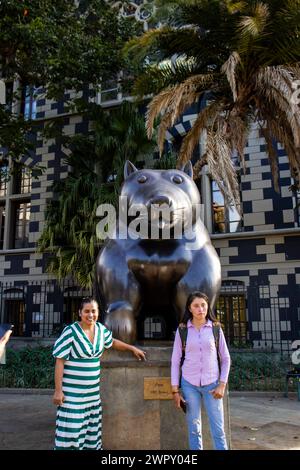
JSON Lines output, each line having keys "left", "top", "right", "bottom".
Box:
{"left": 96, "top": 160, "right": 221, "bottom": 344}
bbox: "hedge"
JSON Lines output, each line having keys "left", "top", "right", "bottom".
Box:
{"left": 0, "top": 347, "right": 292, "bottom": 391}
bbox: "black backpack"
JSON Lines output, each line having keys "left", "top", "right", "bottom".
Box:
{"left": 178, "top": 322, "right": 222, "bottom": 374}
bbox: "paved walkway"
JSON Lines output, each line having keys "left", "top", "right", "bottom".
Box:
{"left": 0, "top": 390, "right": 299, "bottom": 450}
{"left": 229, "top": 393, "right": 300, "bottom": 450}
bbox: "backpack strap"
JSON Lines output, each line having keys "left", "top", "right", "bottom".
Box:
{"left": 212, "top": 322, "right": 221, "bottom": 375}
{"left": 178, "top": 323, "right": 188, "bottom": 368}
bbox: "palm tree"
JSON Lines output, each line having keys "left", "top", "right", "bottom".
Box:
{"left": 38, "top": 102, "right": 155, "bottom": 288}
{"left": 125, "top": 0, "right": 300, "bottom": 205}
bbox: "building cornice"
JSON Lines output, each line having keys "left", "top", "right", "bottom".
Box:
{"left": 211, "top": 227, "right": 300, "bottom": 240}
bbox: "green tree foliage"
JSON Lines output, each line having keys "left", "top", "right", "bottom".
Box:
{"left": 0, "top": 0, "right": 139, "bottom": 161}
{"left": 0, "top": 0, "right": 136, "bottom": 96}
{"left": 125, "top": 0, "right": 300, "bottom": 206}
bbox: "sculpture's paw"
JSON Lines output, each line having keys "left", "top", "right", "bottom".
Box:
{"left": 104, "top": 304, "right": 136, "bottom": 344}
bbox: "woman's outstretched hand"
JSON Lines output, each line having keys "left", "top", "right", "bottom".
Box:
{"left": 131, "top": 346, "right": 146, "bottom": 361}
{"left": 111, "top": 339, "right": 146, "bottom": 360}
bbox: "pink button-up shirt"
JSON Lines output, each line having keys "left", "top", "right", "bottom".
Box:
{"left": 171, "top": 319, "right": 231, "bottom": 387}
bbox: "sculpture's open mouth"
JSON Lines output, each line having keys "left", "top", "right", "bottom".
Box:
{"left": 148, "top": 212, "right": 175, "bottom": 230}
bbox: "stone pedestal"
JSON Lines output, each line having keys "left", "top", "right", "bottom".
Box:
{"left": 101, "top": 345, "right": 231, "bottom": 450}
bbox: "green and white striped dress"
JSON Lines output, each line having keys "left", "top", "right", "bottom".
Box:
{"left": 53, "top": 321, "right": 113, "bottom": 450}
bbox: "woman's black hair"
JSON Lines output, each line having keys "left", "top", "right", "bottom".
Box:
{"left": 181, "top": 291, "right": 217, "bottom": 325}
{"left": 78, "top": 297, "right": 99, "bottom": 313}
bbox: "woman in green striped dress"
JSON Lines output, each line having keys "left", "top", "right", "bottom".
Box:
{"left": 52, "top": 297, "right": 146, "bottom": 450}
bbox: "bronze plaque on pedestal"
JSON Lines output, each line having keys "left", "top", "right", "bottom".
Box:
{"left": 144, "top": 377, "right": 172, "bottom": 400}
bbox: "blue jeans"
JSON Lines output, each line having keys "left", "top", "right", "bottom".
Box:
{"left": 181, "top": 377, "right": 228, "bottom": 450}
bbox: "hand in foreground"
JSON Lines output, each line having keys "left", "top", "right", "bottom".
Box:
{"left": 53, "top": 391, "right": 65, "bottom": 406}
{"left": 0, "top": 330, "right": 12, "bottom": 346}
{"left": 209, "top": 383, "right": 226, "bottom": 399}
{"left": 131, "top": 346, "right": 146, "bottom": 361}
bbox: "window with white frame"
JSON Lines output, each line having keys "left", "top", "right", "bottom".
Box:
{"left": 100, "top": 76, "right": 119, "bottom": 103}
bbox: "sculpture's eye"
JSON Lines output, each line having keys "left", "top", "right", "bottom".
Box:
{"left": 137, "top": 175, "right": 147, "bottom": 183}
{"left": 172, "top": 175, "right": 183, "bottom": 184}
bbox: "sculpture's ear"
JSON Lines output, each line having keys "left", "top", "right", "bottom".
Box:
{"left": 124, "top": 160, "right": 138, "bottom": 179}
{"left": 180, "top": 161, "right": 193, "bottom": 178}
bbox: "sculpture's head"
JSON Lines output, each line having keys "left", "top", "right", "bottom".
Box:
{"left": 120, "top": 160, "right": 201, "bottom": 238}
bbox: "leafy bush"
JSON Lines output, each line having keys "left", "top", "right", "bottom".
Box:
{"left": 0, "top": 346, "right": 55, "bottom": 388}
{"left": 0, "top": 347, "right": 292, "bottom": 391}
{"left": 229, "top": 352, "right": 289, "bottom": 391}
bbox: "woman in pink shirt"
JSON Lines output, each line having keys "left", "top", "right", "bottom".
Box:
{"left": 171, "top": 291, "right": 231, "bottom": 450}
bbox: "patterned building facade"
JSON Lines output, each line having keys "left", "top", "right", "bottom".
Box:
{"left": 0, "top": 1, "right": 299, "bottom": 352}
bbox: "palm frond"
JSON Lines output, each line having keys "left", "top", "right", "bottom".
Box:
{"left": 146, "top": 87, "right": 177, "bottom": 139}
{"left": 226, "top": 110, "right": 251, "bottom": 173}
{"left": 258, "top": 102, "right": 300, "bottom": 185}
{"left": 205, "top": 128, "right": 241, "bottom": 208}
{"left": 256, "top": 66, "right": 300, "bottom": 147}
{"left": 225, "top": 1, "right": 248, "bottom": 15}
{"left": 178, "top": 99, "right": 223, "bottom": 165}
{"left": 239, "top": 2, "right": 270, "bottom": 38}
{"left": 133, "top": 58, "right": 200, "bottom": 97}
{"left": 147, "top": 72, "right": 216, "bottom": 145}
{"left": 221, "top": 51, "right": 241, "bottom": 101}
{"left": 124, "top": 26, "right": 175, "bottom": 64}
